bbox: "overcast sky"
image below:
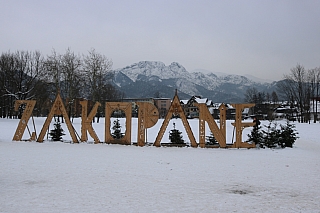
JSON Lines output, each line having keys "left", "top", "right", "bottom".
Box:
{"left": 1, "top": 0, "right": 319, "bottom": 81}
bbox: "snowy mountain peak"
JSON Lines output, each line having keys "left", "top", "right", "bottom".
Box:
{"left": 115, "top": 61, "right": 189, "bottom": 82}
{"left": 112, "top": 61, "right": 276, "bottom": 102}
{"left": 244, "top": 74, "right": 274, "bottom": 84}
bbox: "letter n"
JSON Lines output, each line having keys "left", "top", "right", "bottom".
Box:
{"left": 195, "top": 103, "right": 226, "bottom": 148}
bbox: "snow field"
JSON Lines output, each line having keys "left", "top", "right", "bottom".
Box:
{"left": 0, "top": 117, "right": 319, "bottom": 212}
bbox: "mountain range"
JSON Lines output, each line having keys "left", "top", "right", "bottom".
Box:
{"left": 112, "top": 61, "right": 279, "bottom": 103}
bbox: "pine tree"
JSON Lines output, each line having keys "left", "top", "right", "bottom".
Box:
{"left": 111, "top": 118, "right": 124, "bottom": 139}
{"left": 206, "top": 132, "right": 217, "bottom": 145}
{"left": 247, "top": 124, "right": 264, "bottom": 148}
{"left": 279, "top": 120, "right": 299, "bottom": 148}
{"left": 261, "top": 122, "right": 281, "bottom": 148}
{"left": 169, "top": 122, "right": 184, "bottom": 144}
{"left": 49, "top": 121, "right": 65, "bottom": 141}
{"left": 248, "top": 120, "right": 299, "bottom": 149}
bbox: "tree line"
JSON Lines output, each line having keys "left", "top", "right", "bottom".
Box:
{"left": 278, "top": 64, "right": 320, "bottom": 123}
{"left": 244, "top": 64, "right": 320, "bottom": 123}
{"left": 0, "top": 49, "right": 124, "bottom": 118}
{"left": 244, "top": 88, "right": 279, "bottom": 104}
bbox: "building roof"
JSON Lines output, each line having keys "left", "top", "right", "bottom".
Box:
{"left": 195, "top": 97, "right": 207, "bottom": 104}
{"left": 180, "top": 100, "right": 188, "bottom": 104}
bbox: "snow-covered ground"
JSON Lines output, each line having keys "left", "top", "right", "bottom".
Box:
{"left": 1, "top": 117, "right": 319, "bottom": 212}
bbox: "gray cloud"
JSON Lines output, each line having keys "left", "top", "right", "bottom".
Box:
{"left": 1, "top": 0, "right": 319, "bottom": 80}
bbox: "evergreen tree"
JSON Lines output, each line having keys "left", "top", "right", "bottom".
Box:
{"left": 247, "top": 124, "right": 264, "bottom": 148}
{"left": 261, "top": 122, "right": 281, "bottom": 148}
{"left": 206, "top": 132, "right": 217, "bottom": 145}
{"left": 49, "top": 121, "right": 65, "bottom": 141}
{"left": 111, "top": 118, "right": 124, "bottom": 139}
{"left": 279, "top": 120, "right": 299, "bottom": 148}
{"left": 169, "top": 122, "right": 184, "bottom": 144}
{"left": 260, "top": 121, "right": 299, "bottom": 149}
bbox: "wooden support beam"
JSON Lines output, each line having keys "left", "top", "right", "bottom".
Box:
{"left": 154, "top": 92, "right": 197, "bottom": 147}
{"left": 136, "top": 102, "right": 159, "bottom": 146}
{"left": 37, "top": 93, "right": 78, "bottom": 143}
{"left": 12, "top": 100, "right": 36, "bottom": 141}
{"left": 219, "top": 103, "right": 227, "bottom": 137}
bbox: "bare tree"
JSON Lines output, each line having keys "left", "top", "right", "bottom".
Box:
{"left": 82, "top": 49, "right": 114, "bottom": 122}
{"left": 278, "top": 64, "right": 310, "bottom": 123}
{"left": 265, "top": 92, "right": 270, "bottom": 103}
{"left": 0, "top": 52, "right": 15, "bottom": 117}
{"left": 0, "top": 50, "right": 45, "bottom": 118}
{"left": 44, "top": 50, "right": 62, "bottom": 95}
{"left": 60, "top": 48, "right": 83, "bottom": 118}
{"left": 0, "top": 48, "right": 123, "bottom": 119}
{"left": 43, "top": 50, "right": 67, "bottom": 122}
{"left": 244, "top": 87, "right": 266, "bottom": 116}
{"left": 82, "top": 48, "right": 113, "bottom": 102}
{"left": 270, "top": 91, "right": 279, "bottom": 115}
{"left": 315, "top": 68, "right": 320, "bottom": 122}
{"left": 308, "top": 67, "right": 320, "bottom": 122}
{"left": 244, "top": 87, "right": 259, "bottom": 103}
{"left": 257, "top": 92, "right": 265, "bottom": 104}
{"left": 271, "top": 91, "right": 278, "bottom": 103}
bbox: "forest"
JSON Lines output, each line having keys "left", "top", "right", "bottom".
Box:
{"left": 0, "top": 49, "right": 124, "bottom": 118}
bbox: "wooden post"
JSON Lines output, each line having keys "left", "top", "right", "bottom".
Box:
{"left": 219, "top": 103, "right": 227, "bottom": 139}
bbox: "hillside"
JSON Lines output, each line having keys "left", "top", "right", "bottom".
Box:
{"left": 112, "top": 61, "right": 277, "bottom": 102}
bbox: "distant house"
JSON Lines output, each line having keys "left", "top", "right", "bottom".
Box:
{"left": 309, "top": 97, "right": 320, "bottom": 121}
{"left": 209, "top": 103, "right": 219, "bottom": 119}
{"left": 225, "top": 104, "right": 236, "bottom": 120}
{"left": 272, "top": 99, "right": 320, "bottom": 122}
{"left": 180, "top": 96, "right": 249, "bottom": 119}
{"left": 211, "top": 103, "right": 254, "bottom": 120}
{"left": 272, "top": 104, "right": 298, "bottom": 121}
{"left": 249, "top": 102, "right": 279, "bottom": 120}
{"left": 180, "top": 96, "right": 213, "bottom": 118}
{"left": 153, "top": 98, "right": 171, "bottom": 118}
{"left": 120, "top": 98, "right": 154, "bottom": 117}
